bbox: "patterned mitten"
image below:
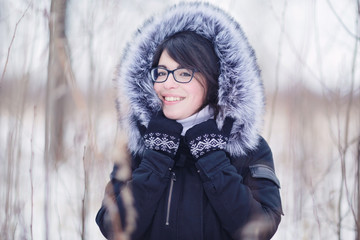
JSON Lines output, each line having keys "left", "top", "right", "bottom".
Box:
{"left": 142, "top": 112, "right": 183, "bottom": 158}
{"left": 185, "top": 117, "right": 234, "bottom": 159}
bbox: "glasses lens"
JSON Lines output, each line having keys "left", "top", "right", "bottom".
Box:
{"left": 174, "top": 68, "right": 194, "bottom": 83}
{"left": 151, "top": 67, "right": 168, "bottom": 82}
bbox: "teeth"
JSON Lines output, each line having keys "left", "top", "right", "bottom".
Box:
{"left": 164, "top": 96, "right": 182, "bottom": 102}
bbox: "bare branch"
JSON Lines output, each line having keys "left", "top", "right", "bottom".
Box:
{"left": 29, "top": 105, "right": 37, "bottom": 240}
{"left": 357, "top": 135, "right": 360, "bottom": 238}
{"left": 339, "top": 0, "right": 360, "bottom": 228}
{"left": 267, "top": 0, "right": 287, "bottom": 141}
{"left": 326, "top": 0, "right": 360, "bottom": 41}
{"left": 268, "top": 0, "right": 332, "bottom": 93}
{"left": 0, "top": 1, "right": 32, "bottom": 87}
{"left": 81, "top": 145, "right": 89, "bottom": 240}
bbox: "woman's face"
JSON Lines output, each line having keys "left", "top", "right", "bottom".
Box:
{"left": 153, "top": 50, "right": 207, "bottom": 120}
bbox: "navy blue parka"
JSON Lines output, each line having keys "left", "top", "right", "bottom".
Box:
{"left": 96, "top": 2, "right": 283, "bottom": 240}
{"left": 96, "top": 137, "right": 282, "bottom": 239}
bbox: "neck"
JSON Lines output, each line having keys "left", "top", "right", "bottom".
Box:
{"left": 177, "top": 106, "right": 214, "bottom": 135}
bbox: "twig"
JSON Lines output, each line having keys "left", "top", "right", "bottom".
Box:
{"left": 326, "top": 0, "right": 360, "bottom": 41}
{"left": 267, "top": 0, "right": 287, "bottom": 141}
{"left": 339, "top": 0, "right": 360, "bottom": 230}
{"left": 337, "top": 169, "right": 344, "bottom": 240}
{"left": 329, "top": 86, "right": 343, "bottom": 240}
{"left": 0, "top": 1, "right": 32, "bottom": 87}
{"left": 269, "top": 1, "right": 337, "bottom": 93}
{"left": 357, "top": 135, "right": 360, "bottom": 239}
{"left": 343, "top": 0, "right": 359, "bottom": 153}
{"left": 313, "top": 0, "right": 325, "bottom": 83}
{"left": 29, "top": 105, "right": 37, "bottom": 240}
{"left": 310, "top": 186, "right": 322, "bottom": 239}
{"left": 81, "top": 145, "right": 88, "bottom": 240}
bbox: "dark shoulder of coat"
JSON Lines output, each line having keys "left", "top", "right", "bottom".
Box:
{"left": 231, "top": 136, "right": 283, "bottom": 217}
{"left": 230, "top": 136, "right": 275, "bottom": 178}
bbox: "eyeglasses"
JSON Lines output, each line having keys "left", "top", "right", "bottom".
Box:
{"left": 150, "top": 67, "right": 196, "bottom": 83}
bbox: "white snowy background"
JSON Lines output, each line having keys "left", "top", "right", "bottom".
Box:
{"left": 0, "top": 0, "right": 359, "bottom": 239}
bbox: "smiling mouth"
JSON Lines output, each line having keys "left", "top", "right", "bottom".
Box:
{"left": 164, "top": 96, "right": 184, "bottom": 102}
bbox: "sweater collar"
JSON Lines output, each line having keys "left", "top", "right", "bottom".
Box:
{"left": 176, "top": 105, "right": 214, "bottom": 136}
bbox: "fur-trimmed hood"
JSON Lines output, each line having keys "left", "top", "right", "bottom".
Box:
{"left": 115, "top": 2, "right": 265, "bottom": 157}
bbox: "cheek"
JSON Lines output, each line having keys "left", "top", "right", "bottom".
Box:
{"left": 193, "top": 80, "right": 207, "bottom": 103}
{"left": 199, "top": 88, "right": 207, "bottom": 104}
{"left": 153, "top": 83, "right": 161, "bottom": 95}
{"left": 188, "top": 83, "right": 206, "bottom": 106}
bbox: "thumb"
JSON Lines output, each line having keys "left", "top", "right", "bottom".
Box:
{"left": 136, "top": 120, "right": 147, "bottom": 136}
{"left": 221, "top": 117, "right": 235, "bottom": 137}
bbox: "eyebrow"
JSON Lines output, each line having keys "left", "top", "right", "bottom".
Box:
{"left": 157, "top": 64, "right": 183, "bottom": 69}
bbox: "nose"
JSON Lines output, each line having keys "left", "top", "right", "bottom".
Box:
{"left": 163, "top": 72, "right": 178, "bottom": 89}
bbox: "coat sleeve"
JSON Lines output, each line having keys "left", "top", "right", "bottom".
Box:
{"left": 96, "top": 149, "right": 174, "bottom": 239}
{"left": 195, "top": 136, "right": 283, "bottom": 240}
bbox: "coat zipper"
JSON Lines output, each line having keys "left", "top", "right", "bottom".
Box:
{"left": 166, "top": 172, "right": 176, "bottom": 226}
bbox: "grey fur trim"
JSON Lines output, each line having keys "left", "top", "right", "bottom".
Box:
{"left": 115, "top": 2, "right": 265, "bottom": 157}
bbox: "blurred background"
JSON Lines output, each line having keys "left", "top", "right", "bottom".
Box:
{"left": 0, "top": 0, "right": 359, "bottom": 239}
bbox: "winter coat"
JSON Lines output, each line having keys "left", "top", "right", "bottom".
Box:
{"left": 96, "top": 2, "right": 283, "bottom": 240}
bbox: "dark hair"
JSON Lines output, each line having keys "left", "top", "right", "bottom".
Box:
{"left": 152, "top": 31, "right": 220, "bottom": 116}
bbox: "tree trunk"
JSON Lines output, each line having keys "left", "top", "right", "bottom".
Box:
{"left": 46, "top": 0, "right": 69, "bottom": 166}
{"left": 44, "top": 0, "right": 69, "bottom": 239}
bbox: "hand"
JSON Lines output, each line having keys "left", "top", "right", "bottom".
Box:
{"left": 185, "top": 117, "right": 234, "bottom": 159}
{"left": 142, "top": 112, "right": 183, "bottom": 158}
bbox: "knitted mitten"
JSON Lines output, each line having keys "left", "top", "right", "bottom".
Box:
{"left": 142, "top": 112, "right": 183, "bottom": 158}
{"left": 185, "top": 117, "right": 234, "bottom": 159}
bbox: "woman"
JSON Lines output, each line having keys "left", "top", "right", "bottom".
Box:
{"left": 96, "top": 2, "right": 283, "bottom": 240}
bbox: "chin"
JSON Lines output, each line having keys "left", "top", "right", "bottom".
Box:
{"left": 163, "top": 109, "right": 185, "bottom": 120}
{"left": 163, "top": 112, "right": 180, "bottom": 120}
